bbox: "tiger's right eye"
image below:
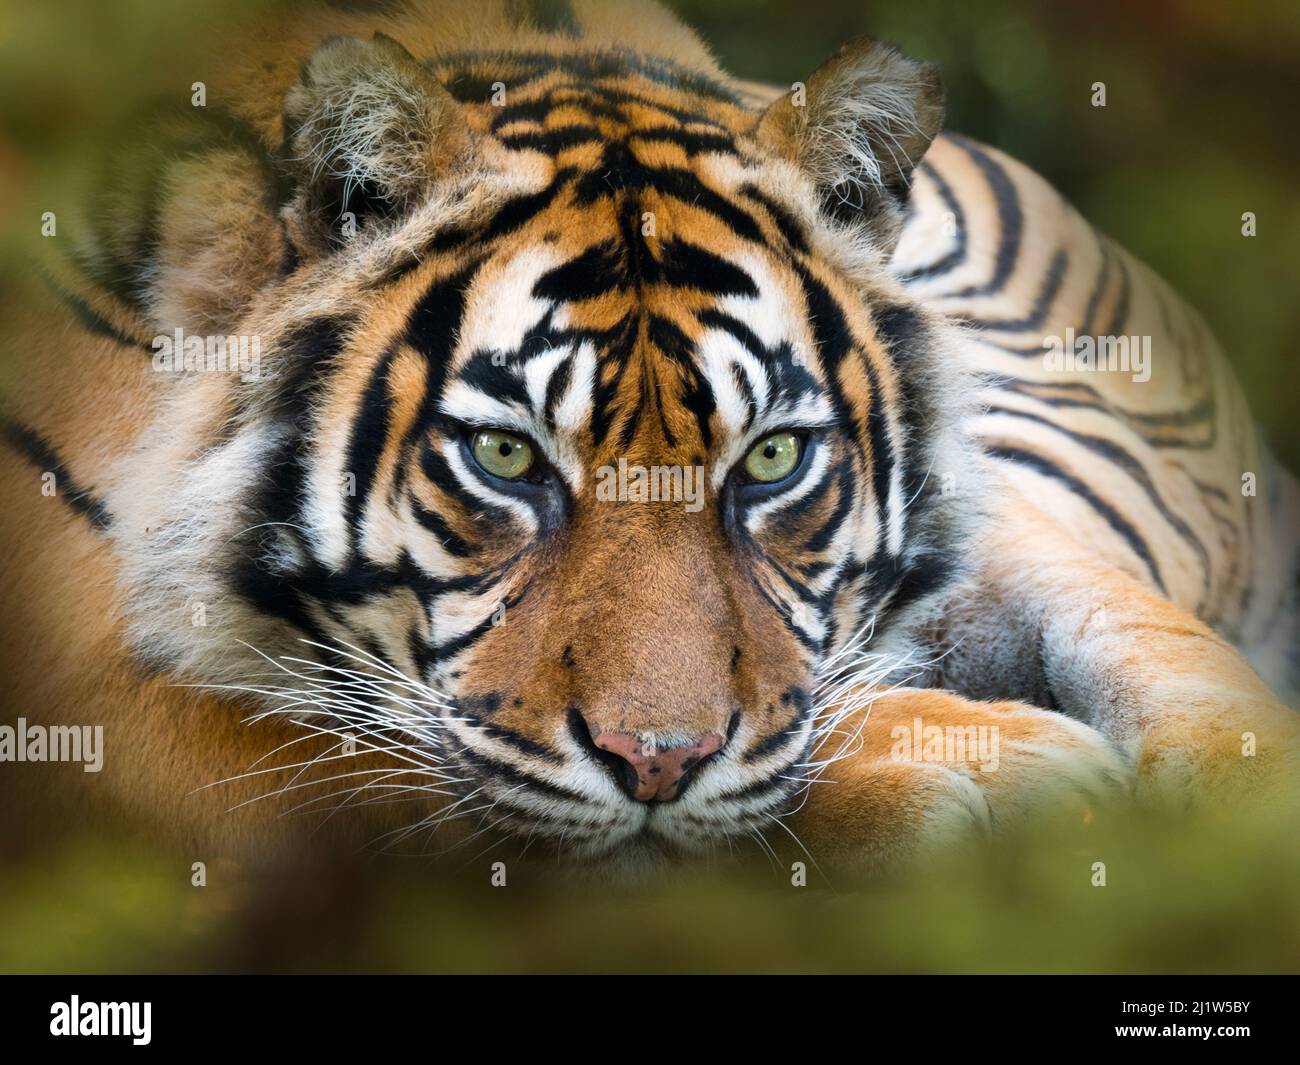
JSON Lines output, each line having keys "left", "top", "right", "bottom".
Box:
{"left": 470, "top": 430, "right": 535, "bottom": 480}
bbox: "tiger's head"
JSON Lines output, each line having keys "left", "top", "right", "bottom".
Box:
{"left": 114, "top": 7, "right": 975, "bottom": 865}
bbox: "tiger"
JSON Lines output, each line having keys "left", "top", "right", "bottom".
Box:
{"left": 1, "top": 0, "right": 1297, "bottom": 878}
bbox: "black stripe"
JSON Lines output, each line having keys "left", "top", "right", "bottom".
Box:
{"left": 985, "top": 444, "right": 1166, "bottom": 592}
{"left": 533, "top": 240, "right": 625, "bottom": 301}
{"left": 962, "top": 248, "right": 1068, "bottom": 334}
{"left": 402, "top": 262, "right": 478, "bottom": 446}
{"left": 458, "top": 713, "right": 564, "bottom": 762}
{"left": 411, "top": 499, "right": 476, "bottom": 558}
{"left": 455, "top": 350, "right": 533, "bottom": 409}
{"left": 450, "top": 737, "right": 586, "bottom": 803}
{"left": 343, "top": 347, "right": 397, "bottom": 554}
{"left": 898, "top": 159, "right": 967, "bottom": 282}
{"left": 749, "top": 572, "right": 822, "bottom": 654}
{"left": 986, "top": 375, "right": 1217, "bottom": 449}
{"left": 1102, "top": 251, "right": 1133, "bottom": 337}
{"left": 986, "top": 403, "right": 1210, "bottom": 599}
{"left": 647, "top": 315, "right": 716, "bottom": 449}
{"left": 497, "top": 125, "right": 601, "bottom": 153}
{"left": 628, "top": 126, "right": 739, "bottom": 156}
{"left": 884, "top": 553, "right": 955, "bottom": 622}
{"left": 433, "top": 49, "right": 741, "bottom": 105}
{"left": 1080, "top": 239, "right": 1113, "bottom": 336}
{"left": 695, "top": 308, "right": 820, "bottom": 399}
{"left": 433, "top": 584, "right": 529, "bottom": 661}
{"left": 572, "top": 147, "right": 763, "bottom": 244}
{"left": 797, "top": 264, "right": 895, "bottom": 517}
{"left": 869, "top": 302, "right": 929, "bottom": 366}
{"left": 716, "top": 762, "right": 803, "bottom": 803}
{"left": 729, "top": 362, "right": 756, "bottom": 433}
{"left": 487, "top": 83, "right": 730, "bottom": 136}
{"left": 802, "top": 464, "right": 855, "bottom": 554}
{"left": 739, "top": 183, "right": 810, "bottom": 254}
{"left": 542, "top": 354, "right": 574, "bottom": 430}
{"left": 659, "top": 239, "right": 758, "bottom": 297}
{"left": 378, "top": 175, "right": 574, "bottom": 287}
{"left": 43, "top": 273, "right": 150, "bottom": 352}
{"left": 0, "top": 420, "right": 112, "bottom": 530}
{"left": 868, "top": 300, "right": 942, "bottom": 509}
{"left": 742, "top": 714, "right": 804, "bottom": 763}
{"left": 420, "top": 441, "right": 505, "bottom": 517}
{"left": 229, "top": 317, "right": 352, "bottom": 637}
{"left": 943, "top": 134, "right": 1023, "bottom": 299}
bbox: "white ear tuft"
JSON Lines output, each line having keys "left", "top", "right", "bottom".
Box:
{"left": 282, "top": 33, "right": 469, "bottom": 252}
{"left": 758, "top": 36, "right": 943, "bottom": 250}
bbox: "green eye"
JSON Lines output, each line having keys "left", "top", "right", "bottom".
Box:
{"left": 743, "top": 431, "right": 802, "bottom": 484}
{"left": 470, "top": 430, "right": 535, "bottom": 480}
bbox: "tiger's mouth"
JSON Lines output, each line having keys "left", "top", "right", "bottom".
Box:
{"left": 433, "top": 708, "right": 814, "bottom": 863}
{"left": 215, "top": 639, "right": 826, "bottom": 864}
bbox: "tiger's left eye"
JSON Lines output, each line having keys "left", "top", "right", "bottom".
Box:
{"left": 743, "top": 432, "right": 802, "bottom": 484}
{"left": 470, "top": 430, "right": 535, "bottom": 480}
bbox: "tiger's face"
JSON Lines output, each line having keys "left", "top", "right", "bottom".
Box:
{"left": 127, "top": 29, "right": 965, "bottom": 863}
{"left": 405, "top": 197, "right": 848, "bottom": 855}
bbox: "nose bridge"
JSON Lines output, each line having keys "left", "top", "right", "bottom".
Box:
{"left": 563, "top": 504, "right": 738, "bottom": 737}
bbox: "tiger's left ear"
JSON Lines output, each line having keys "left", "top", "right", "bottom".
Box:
{"left": 758, "top": 36, "right": 943, "bottom": 251}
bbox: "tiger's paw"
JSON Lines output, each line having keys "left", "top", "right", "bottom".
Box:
{"left": 785, "top": 689, "right": 1133, "bottom": 876}
{"left": 1132, "top": 689, "right": 1300, "bottom": 814}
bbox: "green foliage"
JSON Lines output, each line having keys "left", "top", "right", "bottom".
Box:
{"left": 3, "top": 807, "right": 1297, "bottom": 973}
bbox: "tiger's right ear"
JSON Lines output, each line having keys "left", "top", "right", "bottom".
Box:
{"left": 281, "top": 33, "right": 470, "bottom": 255}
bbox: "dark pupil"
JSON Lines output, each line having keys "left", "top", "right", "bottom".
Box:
{"left": 497, "top": 441, "right": 513, "bottom": 457}
{"left": 763, "top": 443, "right": 777, "bottom": 459}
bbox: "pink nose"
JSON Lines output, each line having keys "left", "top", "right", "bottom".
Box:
{"left": 591, "top": 731, "right": 725, "bottom": 802}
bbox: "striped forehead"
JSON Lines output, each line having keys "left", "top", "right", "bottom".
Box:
{"left": 434, "top": 239, "right": 836, "bottom": 486}
{"left": 437, "top": 242, "right": 595, "bottom": 487}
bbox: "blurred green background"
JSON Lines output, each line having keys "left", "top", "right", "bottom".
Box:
{"left": 0, "top": 0, "right": 1298, "bottom": 973}
{"left": 3, "top": 806, "right": 1298, "bottom": 973}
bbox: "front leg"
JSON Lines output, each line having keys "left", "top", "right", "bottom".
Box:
{"left": 785, "top": 686, "right": 1131, "bottom": 874}
{"left": 949, "top": 499, "right": 1300, "bottom": 810}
